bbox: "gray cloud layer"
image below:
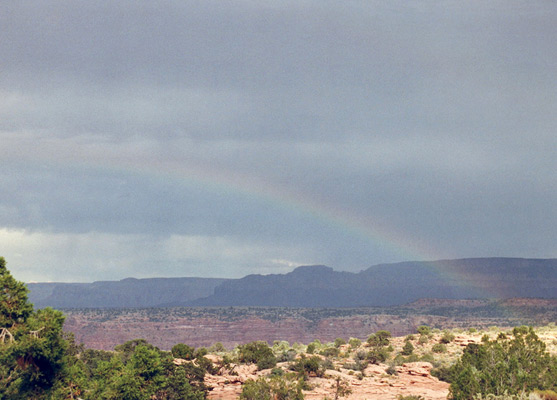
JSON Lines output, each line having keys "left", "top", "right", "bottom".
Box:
{"left": 1, "top": 0, "right": 555, "bottom": 281}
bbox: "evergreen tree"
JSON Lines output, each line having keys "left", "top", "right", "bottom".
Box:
{"left": 448, "top": 326, "right": 557, "bottom": 399}
{"left": 0, "top": 257, "right": 33, "bottom": 328}
{"left": 0, "top": 257, "right": 75, "bottom": 399}
{"left": 402, "top": 340, "right": 414, "bottom": 356}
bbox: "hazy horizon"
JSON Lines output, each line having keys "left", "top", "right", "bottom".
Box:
{"left": 1, "top": 1, "right": 556, "bottom": 282}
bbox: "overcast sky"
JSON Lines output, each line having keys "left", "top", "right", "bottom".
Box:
{"left": 1, "top": 0, "right": 555, "bottom": 282}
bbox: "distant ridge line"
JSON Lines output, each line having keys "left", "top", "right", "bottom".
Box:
{"left": 27, "top": 258, "right": 557, "bottom": 308}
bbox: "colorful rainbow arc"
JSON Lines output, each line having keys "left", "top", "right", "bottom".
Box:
{"left": 35, "top": 148, "right": 506, "bottom": 300}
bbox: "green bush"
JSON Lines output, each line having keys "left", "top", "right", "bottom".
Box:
{"left": 334, "top": 338, "right": 346, "bottom": 348}
{"left": 277, "top": 349, "right": 298, "bottom": 363}
{"left": 320, "top": 347, "right": 340, "bottom": 357}
{"left": 270, "top": 367, "right": 284, "bottom": 377}
{"left": 401, "top": 341, "right": 414, "bottom": 356}
{"left": 171, "top": 343, "right": 195, "bottom": 360}
{"left": 418, "top": 335, "right": 429, "bottom": 345}
{"left": 417, "top": 326, "right": 431, "bottom": 336}
{"left": 240, "top": 376, "right": 304, "bottom": 400}
{"left": 194, "top": 347, "right": 208, "bottom": 359}
{"left": 432, "top": 343, "right": 447, "bottom": 353}
{"left": 448, "top": 326, "right": 557, "bottom": 400}
{"left": 366, "top": 348, "right": 389, "bottom": 364}
{"left": 386, "top": 365, "right": 398, "bottom": 375}
{"left": 420, "top": 352, "right": 435, "bottom": 363}
{"left": 367, "top": 330, "right": 391, "bottom": 347}
{"left": 257, "top": 355, "right": 278, "bottom": 371}
{"left": 431, "top": 366, "right": 453, "bottom": 383}
{"left": 440, "top": 331, "right": 455, "bottom": 344}
{"left": 342, "top": 359, "right": 367, "bottom": 372}
{"left": 290, "top": 355, "right": 324, "bottom": 378}
{"left": 237, "top": 341, "right": 277, "bottom": 371}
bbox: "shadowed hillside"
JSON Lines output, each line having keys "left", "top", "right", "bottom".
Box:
{"left": 194, "top": 258, "right": 557, "bottom": 307}
{"left": 27, "top": 277, "right": 226, "bottom": 308}
{"left": 27, "top": 258, "right": 557, "bottom": 308}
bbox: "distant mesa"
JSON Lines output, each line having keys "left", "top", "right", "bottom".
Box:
{"left": 27, "top": 258, "right": 557, "bottom": 309}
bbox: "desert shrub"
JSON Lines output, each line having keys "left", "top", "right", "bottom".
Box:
{"left": 292, "top": 343, "right": 304, "bottom": 352}
{"left": 367, "top": 330, "right": 391, "bottom": 347}
{"left": 386, "top": 365, "right": 398, "bottom": 375}
{"left": 81, "top": 348, "right": 114, "bottom": 374}
{"left": 405, "top": 334, "right": 415, "bottom": 341}
{"left": 331, "top": 376, "right": 352, "bottom": 399}
{"left": 194, "top": 347, "right": 208, "bottom": 359}
{"left": 196, "top": 355, "right": 219, "bottom": 374}
{"left": 418, "top": 335, "right": 429, "bottom": 345}
{"left": 270, "top": 367, "right": 284, "bottom": 377}
{"left": 180, "top": 361, "right": 208, "bottom": 388}
{"left": 472, "top": 394, "right": 530, "bottom": 400}
{"left": 402, "top": 341, "right": 414, "bottom": 356}
{"left": 321, "top": 358, "right": 335, "bottom": 371}
{"left": 209, "top": 342, "right": 226, "bottom": 353}
{"left": 392, "top": 353, "right": 405, "bottom": 366}
{"left": 164, "top": 366, "right": 206, "bottom": 400}
{"left": 431, "top": 365, "right": 453, "bottom": 383}
{"left": 440, "top": 331, "right": 456, "bottom": 344}
{"left": 448, "top": 326, "right": 557, "bottom": 400}
{"left": 238, "top": 341, "right": 277, "bottom": 370}
{"left": 320, "top": 347, "right": 340, "bottom": 357}
{"left": 171, "top": 343, "right": 195, "bottom": 360}
{"left": 277, "top": 349, "right": 298, "bottom": 363}
{"left": 354, "top": 350, "right": 368, "bottom": 362}
{"left": 290, "top": 355, "right": 324, "bottom": 378}
{"left": 115, "top": 338, "right": 162, "bottom": 362}
{"left": 468, "top": 328, "right": 477, "bottom": 333}
{"left": 348, "top": 337, "right": 362, "bottom": 349}
{"left": 417, "top": 326, "right": 431, "bottom": 336}
{"left": 420, "top": 352, "right": 435, "bottom": 363}
{"left": 432, "top": 343, "right": 447, "bottom": 353}
{"left": 238, "top": 341, "right": 272, "bottom": 364}
{"left": 367, "top": 348, "right": 389, "bottom": 364}
{"left": 240, "top": 375, "right": 304, "bottom": 400}
{"left": 404, "top": 354, "right": 420, "bottom": 363}
{"left": 334, "top": 338, "right": 346, "bottom": 348}
{"left": 398, "top": 395, "right": 424, "bottom": 400}
{"left": 273, "top": 341, "right": 291, "bottom": 353}
{"left": 306, "top": 343, "right": 316, "bottom": 354}
{"left": 343, "top": 359, "right": 367, "bottom": 372}
{"left": 257, "top": 355, "right": 278, "bottom": 371}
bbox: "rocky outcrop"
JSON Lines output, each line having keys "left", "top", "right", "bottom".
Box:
{"left": 203, "top": 359, "right": 449, "bottom": 400}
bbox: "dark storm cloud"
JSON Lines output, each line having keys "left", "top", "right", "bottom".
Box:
{"left": 0, "top": 0, "right": 555, "bottom": 281}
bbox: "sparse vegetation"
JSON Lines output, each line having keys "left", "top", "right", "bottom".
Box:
{"left": 402, "top": 340, "right": 414, "bottom": 355}
{"left": 367, "top": 330, "right": 392, "bottom": 347}
{"left": 440, "top": 330, "right": 456, "bottom": 343}
{"left": 432, "top": 343, "right": 447, "bottom": 353}
{"left": 3, "top": 256, "right": 557, "bottom": 399}
{"left": 240, "top": 375, "right": 304, "bottom": 400}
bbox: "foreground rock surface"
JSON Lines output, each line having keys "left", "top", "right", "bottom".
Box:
{"left": 204, "top": 361, "right": 449, "bottom": 400}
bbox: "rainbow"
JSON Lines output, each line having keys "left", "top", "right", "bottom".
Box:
{"left": 30, "top": 146, "right": 503, "bottom": 299}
